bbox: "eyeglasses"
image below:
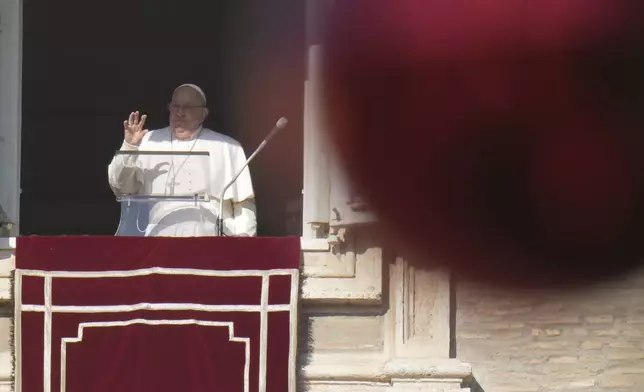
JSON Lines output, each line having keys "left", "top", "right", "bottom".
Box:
{"left": 168, "top": 103, "right": 205, "bottom": 113}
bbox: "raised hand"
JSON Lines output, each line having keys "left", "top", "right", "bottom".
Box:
{"left": 123, "top": 111, "right": 148, "bottom": 145}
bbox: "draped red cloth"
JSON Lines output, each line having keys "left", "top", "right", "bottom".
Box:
{"left": 15, "top": 236, "right": 301, "bottom": 392}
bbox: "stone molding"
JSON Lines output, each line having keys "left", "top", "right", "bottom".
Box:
{"left": 303, "top": 352, "right": 471, "bottom": 381}
{"left": 301, "top": 229, "right": 383, "bottom": 305}
{"left": 302, "top": 352, "right": 471, "bottom": 391}
{"left": 0, "top": 238, "right": 14, "bottom": 303}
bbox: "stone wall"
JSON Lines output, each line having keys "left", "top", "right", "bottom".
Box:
{"left": 0, "top": 239, "right": 14, "bottom": 392}
{"left": 456, "top": 269, "right": 644, "bottom": 391}
{"left": 300, "top": 229, "right": 471, "bottom": 392}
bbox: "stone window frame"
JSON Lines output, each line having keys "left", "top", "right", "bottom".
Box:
{"left": 299, "top": 0, "right": 382, "bottom": 304}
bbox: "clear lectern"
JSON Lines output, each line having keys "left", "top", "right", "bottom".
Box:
{"left": 112, "top": 150, "right": 220, "bottom": 237}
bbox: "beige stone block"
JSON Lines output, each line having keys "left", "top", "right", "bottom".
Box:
{"left": 491, "top": 330, "right": 523, "bottom": 340}
{"left": 580, "top": 341, "right": 603, "bottom": 350}
{"left": 571, "top": 328, "right": 589, "bottom": 336}
{"left": 622, "top": 329, "right": 644, "bottom": 338}
{"left": 599, "top": 375, "right": 642, "bottom": 388}
{"left": 606, "top": 350, "right": 644, "bottom": 360}
{"left": 458, "top": 332, "right": 491, "bottom": 340}
{"left": 535, "top": 303, "right": 564, "bottom": 313}
{"left": 593, "top": 329, "right": 619, "bottom": 337}
{"left": 538, "top": 341, "right": 580, "bottom": 350}
{"left": 608, "top": 341, "right": 633, "bottom": 349}
{"left": 518, "top": 356, "right": 547, "bottom": 364}
{"left": 474, "top": 298, "right": 516, "bottom": 307}
{"left": 563, "top": 379, "right": 597, "bottom": 389}
{"left": 458, "top": 314, "right": 503, "bottom": 323}
{"left": 531, "top": 342, "right": 563, "bottom": 350}
{"left": 582, "top": 303, "right": 620, "bottom": 313}
{"left": 0, "top": 252, "right": 14, "bottom": 275}
{"left": 308, "top": 315, "right": 384, "bottom": 351}
{"left": 0, "top": 318, "right": 10, "bottom": 353}
{"left": 0, "top": 278, "right": 10, "bottom": 301}
{"left": 475, "top": 322, "right": 525, "bottom": 330}
{"left": 544, "top": 329, "right": 561, "bottom": 336}
{"left": 0, "top": 318, "right": 11, "bottom": 379}
{"left": 531, "top": 316, "right": 580, "bottom": 325}
{"left": 389, "top": 381, "right": 465, "bottom": 392}
{"left": 492, "top": 371, "right": 541, "bottom": 381}
{"left": 493, "top": 386, "right": 539, "bottom": 392}
{"left": 578, "top": 355, "right": 605, "bottom": 363}
{"left": 605, "top": 367, "right": 644, "bottom": 375}
{"left": 548, "top": 356, "right": 578, "bottom": 364}
{"left": 476, "top": 306, "right": 532, "bottom": 316}
{"left": 306, "top": 383, "right": 388, "bottom": 392}
{"left": 601, "top": 380, "right": 636, "bottom": 388}
{"left": 552, "top": 371, "right": 589, "bottom": 380}
{"left": 584, "top": 315, "right": 614, "bottom": 324}
{"left": 458, "top": 348, "right": 505, "bottom": 362}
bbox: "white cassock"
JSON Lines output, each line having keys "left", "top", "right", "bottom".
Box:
{"left": 107, "top": 127, "right": 257, "bottom": 237}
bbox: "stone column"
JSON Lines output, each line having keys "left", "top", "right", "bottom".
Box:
{"left": 302, "top": 0, "right": 334, "bottom": 239}
{"left": 0, "top": 0, "right": 23, "bottom": 235}
{"left": 383, "top": 258, "right": 470, "bottom": 391}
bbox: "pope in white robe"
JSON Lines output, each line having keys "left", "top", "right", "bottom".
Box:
{"left": 107, "top": 84, "right": 257, "bottom": 237}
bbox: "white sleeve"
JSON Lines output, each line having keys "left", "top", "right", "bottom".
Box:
{"left": 227, "top": 144, "right": 255, "bottom": 202}
{"left": 225, "top": 198, "right": 257, "bottom": 236}
{"left": 107, "top": 140, "right": 143, "bottom": 195}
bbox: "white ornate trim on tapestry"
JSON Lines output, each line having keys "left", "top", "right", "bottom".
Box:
{"left": 13, "top": 267, "right": 300, "bottom": 392}
{"left": 60, "top": 319, "right": 251, "bottom": 392}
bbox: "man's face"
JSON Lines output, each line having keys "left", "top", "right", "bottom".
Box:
{"left": 168, "top": 87, "right": 209, "bottom": 138}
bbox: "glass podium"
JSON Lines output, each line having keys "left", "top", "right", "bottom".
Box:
{"left": 112, "top": 150, "right": 220, "bottom": 237}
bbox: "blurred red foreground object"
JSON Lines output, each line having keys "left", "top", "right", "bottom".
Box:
{"left": 322, "top": 0, "right": 644, "bottom": 289}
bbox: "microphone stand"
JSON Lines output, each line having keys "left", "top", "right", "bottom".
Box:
{"left": 216, "top": 117, "right": 288, "bottom": 236}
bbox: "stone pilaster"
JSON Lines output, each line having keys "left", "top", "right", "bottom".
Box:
{"left": 300, "top": 229, "right": 471, "bottom": 391}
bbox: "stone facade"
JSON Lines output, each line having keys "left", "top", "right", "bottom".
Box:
{"left": 457, "top": 271, "right": 644, "bottom": 391}
{"left": 300, "top": 228, "right": 470, "bottom": 392}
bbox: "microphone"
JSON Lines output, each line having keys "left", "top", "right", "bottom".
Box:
{"left": 216, "top": 117, "right": 289, "bottom": 236}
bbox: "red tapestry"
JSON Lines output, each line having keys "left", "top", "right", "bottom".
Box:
{"left": 14, "top": 236, "right": 301, "bottom": 392}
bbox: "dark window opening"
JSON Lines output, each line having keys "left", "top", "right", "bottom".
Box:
{"left": 20, "top": 0, "right": 305, "bottom": 236}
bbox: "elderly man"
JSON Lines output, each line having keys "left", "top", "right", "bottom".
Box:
{"left": 108, "top": 84, "right": 257, "bottom": 237}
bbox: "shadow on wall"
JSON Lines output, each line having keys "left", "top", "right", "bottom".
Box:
{"left": 464, "top": 375, "right": 486, "bottom": 392}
